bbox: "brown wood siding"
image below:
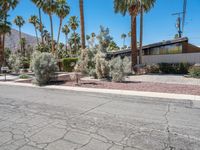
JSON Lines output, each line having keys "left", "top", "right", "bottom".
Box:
{"left": 186, "top": 43, "right": 200, "bottom": 53}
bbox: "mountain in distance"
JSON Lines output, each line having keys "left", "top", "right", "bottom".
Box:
{"left": 5, "top": 29, "right": 37, "bottom": 51}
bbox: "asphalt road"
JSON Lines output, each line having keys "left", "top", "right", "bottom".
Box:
{"left": 0, "top": 85, "right": 200, "bottom": 150}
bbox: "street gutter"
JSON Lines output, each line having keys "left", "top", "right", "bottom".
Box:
{"left": 0, "top": 81, "right": 200, "bottom": 101}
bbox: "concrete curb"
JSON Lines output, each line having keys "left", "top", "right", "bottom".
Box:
{"left": 0, "top": 81, "right": 200, "bottom": 101}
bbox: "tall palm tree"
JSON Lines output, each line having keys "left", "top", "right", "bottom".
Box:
{"left": 139, "top": 4, "right": 143, "bottom": 64}
{"left": 31, "top": 0, "right": 45, "bottom": 44}
{"left": 79, "top": 0, "right": 86, "bottom": 49}
{"left": 55, "top": 0, "right": 70, "bottom": 45}
{"left": 42, "top": 0, "right": 56, "bottom": 54}
{"left": 0, "top": 0, "right": 19, "bottom": 66}
{"left": 13, "top": 16, "right": 25, "bottom": 53}
{"left": 68, "top": 16, "right": 79, "bottom": 52}
{"left": 121, "top": 33, "right": 127, "bottom": 47}
{"left": 29, "top": 15, "right": 40, "bottom": 45}
{"left": 114, "top": 0, "right": 156, "bottom": 67}
{"left": 62, "top": 25, "right": 70, "bottom": 52}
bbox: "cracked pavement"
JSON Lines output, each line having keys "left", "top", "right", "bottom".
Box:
{"left": 0, "top": 85, "right": 200, "bottom": 150}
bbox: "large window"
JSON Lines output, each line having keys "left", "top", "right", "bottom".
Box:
{"left": 144, "top": 43, "right": 183, "bottom": 55}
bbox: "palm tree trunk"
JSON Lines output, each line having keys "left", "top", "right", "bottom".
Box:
{"left": 131, "top": 15, "right": 138, "bottom": 68}
{"left": 74, "top": 31, "right": 76, "bottom": 54}
{"left": 57, "top": 19, "right": 63, "bottom": 45}
{"left": 35, "top": 27, "right": 39, "bottom": 46}
{"left": 79, "top": 0, "right": 86, "bottom": 49}
{"left": 65, "top": 34, "right": 68, "bottom": 52}
{"left": 39, "top": 8, "right": 44, "bottom": 44}
{"left": 19, "top": 27, "right": 22, "bottom": 54}
{"left": 0, "top": 35, "right": 2, "bottom": 66}
{"left": 49, "top": 14, "right": 54, "bottom": 54}
{"left": 139, "top": 5, "right": 143, "bottom": 64}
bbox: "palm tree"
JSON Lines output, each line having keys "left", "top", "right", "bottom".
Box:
{"left": 139, "top": 4, "right": 143, "bottom": 64}
{"left": 69, "top": 32, "right": 81, "bottom": 54}
{"left": 29, "top": 15, "right": 40, "bottom": 45}
{"left": 68, "top": 16, "right": 79, "bottom": 52}
{"left": 42, "top": 0, "right": 56, "bottom": 54}
{"left": 13, "top": 16, "right": 25, "bottom": 53}
{"left": 55, "top": 0, "right": 70, "bottom": 45}
{"left": 62, "top": 25, "right": 70, "bottom": 52}
{"left": 121, "top": 33, "right": 127, "bottom": 47}
{"left": 31, "top": 0, "right": 45, "bottom": 44}
{"left": 0, "top": 0, "right": 19, "bottom": 66}
{"left": 79, "top": 0, "right": 86, "bottom": 49}
{"left": 114, "top": 0, "right": 156, "bottom": 66}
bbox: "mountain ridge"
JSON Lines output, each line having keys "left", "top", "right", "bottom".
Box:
{"left": 5, "top": 29, "right": 37, "bottom": 51}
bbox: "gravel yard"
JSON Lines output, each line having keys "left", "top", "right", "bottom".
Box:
{"left": 64, "top": 79, "right": 200, "bottom": 96}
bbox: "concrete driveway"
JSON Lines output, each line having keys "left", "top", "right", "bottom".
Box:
{"left": 0, "top": 85, "right": 200, "bottom": 150}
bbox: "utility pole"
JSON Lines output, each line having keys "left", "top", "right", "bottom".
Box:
{"left": 172, "top": 0, "right": 187, "bottom": 38}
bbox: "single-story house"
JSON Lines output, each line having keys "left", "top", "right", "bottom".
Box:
{"left": 107, "top": 37, "right": 200, "bottom": 64}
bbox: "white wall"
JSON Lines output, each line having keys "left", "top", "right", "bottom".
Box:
{"left": 141, "top": 53, "right": 200, "bottom": 64}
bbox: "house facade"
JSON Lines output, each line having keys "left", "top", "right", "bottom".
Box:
{"left": 107, "top": 37, "right": 200, "bottom": 64}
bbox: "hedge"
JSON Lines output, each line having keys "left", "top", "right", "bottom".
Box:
{"left": 158, "top": 63, "right": 190, "bottom": 74}
{"left": 62, "top": 58, "right": 78, "bottom": 72}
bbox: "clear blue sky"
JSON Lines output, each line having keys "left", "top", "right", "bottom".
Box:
{"left": 9, "top": 0, "right": 200, "bottom": 47}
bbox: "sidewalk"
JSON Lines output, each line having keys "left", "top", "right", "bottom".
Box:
{"left": 0, "top": 81, "right": 200, "bottom": 101}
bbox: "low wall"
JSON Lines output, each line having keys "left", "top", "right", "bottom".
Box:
{"left": 141, "top": 53, "right": 200, "bottom": 65}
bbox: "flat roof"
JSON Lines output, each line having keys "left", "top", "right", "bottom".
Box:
{"left": 107, "top": 37, "right": 188, "bottom": 56}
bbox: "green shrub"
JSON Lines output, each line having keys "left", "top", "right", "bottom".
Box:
{"left": 159, "top": 63, "right": 190, "bottom": 74}
{"left": 32, "top": 52, "right": 58, "bottom": 86}
{"left": 189, "top": 66, "right": 200, "bottom": 78}
{"left": 62, "top": 58, "right": 78, "bottom": 72}
{"left": 19, "top": 74, "right": 30, "bottom": 79}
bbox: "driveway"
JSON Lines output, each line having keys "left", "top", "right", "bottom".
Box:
{"left": 127, "top": 74, "right": 200, "bottom": 86}
{"left": 0, "top": 85, "right": 200, "bottom": 150}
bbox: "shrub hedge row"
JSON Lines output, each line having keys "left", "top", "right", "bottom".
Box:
{"left": 158, "top": 63, "right": 190, "bottom": 74}
{"left": 62, "top": 58, "right": 78, "bottom": 72}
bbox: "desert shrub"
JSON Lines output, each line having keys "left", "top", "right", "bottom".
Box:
{"left": 146, "top": 64, "right": 160, "bottom": 74}
{"left": 32, "top": 52, "right": 58, "bottom": 85}
{"left": 62, "top": 58, "right": 78, "bottom": 72}
{"left": 30, "top": 51, "right": 41, "bottom": 71}
{"left": 19, "top": 74, "right": 30, "bottom": 79}
{"left": 89, "top": 68, "right": 97, "bottom": 79}
{"left": 189, "top": 66, "right": 200, "bottom": 78}
{"left": 159, "top": 63, "right": 190, "bottom": 74}
{"left": 75, "top": 49, "right": 89, "bottom": 74}
{"left": 8, "top": 53, "right": 21, "bottom": 73}
{"left": 109, "top": 56, "right": 124, "bottom": 82}
{"left": 95, "top": 52, "right": 109, "bottom": 79}
{"left": 123, "top": 57, "right": 132, "bottom": 75}
{"left": 21, "top": 57, "right": 30, "bottom": 69}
